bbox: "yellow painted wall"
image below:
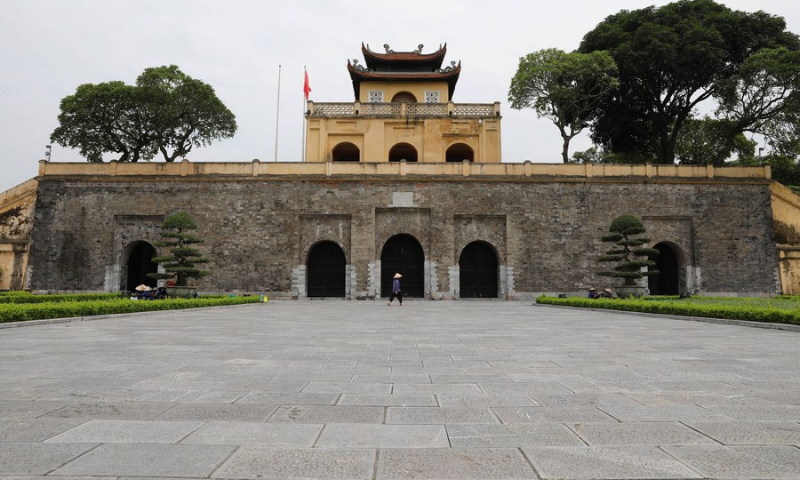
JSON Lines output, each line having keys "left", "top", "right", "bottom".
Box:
{"left": 770, "top": 182, "right": 800, "bottom": 294}
{"left": 305, "top": 116, "right": 502, "bottom": 163}
{"left": 359, "top": 80, "right": 449, "bottom": 103}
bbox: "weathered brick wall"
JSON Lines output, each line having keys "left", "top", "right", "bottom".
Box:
{"left": 28, "top": 176, "right": 780, "bottom": 296}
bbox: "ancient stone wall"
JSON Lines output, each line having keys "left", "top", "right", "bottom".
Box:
{"left": 27, "top": 174, "right": 780, "bottom": 297}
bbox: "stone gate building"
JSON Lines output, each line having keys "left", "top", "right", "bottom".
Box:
{"left": 1, "top": 43, "right": 798, "bottom": 298}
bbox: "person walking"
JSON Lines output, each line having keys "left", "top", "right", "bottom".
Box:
{"left": 387, "top": 273, "right": 403, "bottom": 306}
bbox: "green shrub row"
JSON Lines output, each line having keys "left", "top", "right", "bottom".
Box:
{"left": 0, "top": 293, "right": 122, "bottom": 304}
{"left": 536, "top": 295, "right": 800, "bottom": 326}
{"left": 0, "top": 296, "right": 261, "bottom": 324}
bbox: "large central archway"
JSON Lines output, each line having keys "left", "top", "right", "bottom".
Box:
{"left": 126, "top": 241, "right": 157, "bottom": 292}
{"left": 381, "top": 234, "right": 424, "bottom": 298}
{"left": 307, "top": 241, "right": 346, "bottom": 297}
{"left": 649, "top": 243, "right": 680, "bottom": 295}
{"left": 459, "top": 241, "right": 499, "bottom": 298}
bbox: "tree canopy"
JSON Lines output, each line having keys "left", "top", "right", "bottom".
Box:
{"left": 51, "top": 65, "right": 237, "bottom": 162}
{"left": 509, "top": 49, "right": 618, "bottom": 163}
{"left": 577, "top": 0, "right": 800, "bottom": 164}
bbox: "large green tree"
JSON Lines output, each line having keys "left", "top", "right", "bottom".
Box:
{"left": 578, "top": 0, "right": 800, "bottom": 164}
{"left": 509, "top": 49, "right": 618, "bottom": 163}
{"left": 51, "top": 65, "right": 237, "bottom": 162}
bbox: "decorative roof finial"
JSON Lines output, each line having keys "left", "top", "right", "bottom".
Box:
{"left": 413, "top": 44, "right": 424, "bottom": 54}
{"left": 383, "top": 44, "right": 394, "bottom": 53}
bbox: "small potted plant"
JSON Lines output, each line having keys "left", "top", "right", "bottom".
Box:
{"left": 597, "top": 214, "right": 659, "bottom": 297}
{"left": 148, "top": 212, "right": 211, "bottom": 298}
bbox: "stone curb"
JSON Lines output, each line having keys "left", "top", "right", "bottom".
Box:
{"left": 0, "top": 302, "right": 265, "bottom": 330}
{"left": 533, "top": 302, "right": 800, "bottom": 332}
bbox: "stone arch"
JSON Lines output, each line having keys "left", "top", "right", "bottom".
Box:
{"left": 391, "top": 91, "right": 417, "bottom": 103}
{"left": 306, "top": 240, "right": 346, "bottom": 298}
{"left": 446, "top": 143, "right": 474, "bottom": 162}
{"left": 332, "top": 142, "right": 360, "bottom": 162}
{"left": 389, "top": 143, "right": 418, "bottom": 163}
{"left": 459, "top": 241, "right": 499, "bottom": 298}
{"left": 123, "top": 241, "right": 157, "bottom": 292}
{"left": 648, "top": 241, "right": 685, "bottom": 295}
{"left": 380, "top": 234, "right": 425, "bottom": 298}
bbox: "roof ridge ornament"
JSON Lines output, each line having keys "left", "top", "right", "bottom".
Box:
{"left": 383, "top": 44, "right": 394, "bottom": 53}
{"left": 439, "top": 61, "right": 458, "bottom": 73}
{"left": 351, "top": 59, "right": 367, "bottom": 72}
{"left": 413, "top": 44, "right": 424, "bottom": 54}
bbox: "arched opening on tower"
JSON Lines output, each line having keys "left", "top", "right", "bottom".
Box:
{"left": 332, "top": 142, "right": 360, "bottom": 162}
{"left": 459, "top": 241, "right": 499, "bottom": 298}
{"left": 307, "top": 241, "right": 346, "bottom": 298}
{"left": 648, "top": 242, "right": 680, "bottom": 295}
{"left": 391, "top": 91, "right": 417, "bottom": 103}
{"left": 125, "top": 241, "right": 157, "bottom": 292}
{"left": 446, "top": 143, "right": 474, "bottom": 162}
{"left": 381, "top": 234, "right": 424, "bottom": 298}
{"left": 389, "top": 143, "right": 418, "bottom": 163}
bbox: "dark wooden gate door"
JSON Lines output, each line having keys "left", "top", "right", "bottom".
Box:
{"left": 127, "top": 242, "right": 157, "bottom": 291}
{"left": 381, "top": 234, "right": 424, "bottom": 297}
{"left": 307, "top": 241, "right": 346, "bottom": 297}
{"left": 649, "top": 243, "right": 679, "bottom": 295}
{"left": 459, "top": 241, "right": 498, "bottom": 298}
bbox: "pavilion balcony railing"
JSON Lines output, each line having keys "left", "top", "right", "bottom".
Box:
{"left": 307, "top": 101, "right": 501, "bottom": 118}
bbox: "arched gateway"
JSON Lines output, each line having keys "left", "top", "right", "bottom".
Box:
{"left": 125, "top": 241, "right": 157, "bottom": 291}
{"left": 381, "top": 234, "right": 424, "bottom": 298}
{"left": 649, "top": 242, "right": 680, "bottom": 295}
{"left": 307, "top": 241, "right": 346, "bottom": 297}
{"left": 459, "top": 241, "right": 498, "bottom": 298}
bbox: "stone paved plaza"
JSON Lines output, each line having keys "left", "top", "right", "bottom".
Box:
{"left": 0, "top": 301, "right": 799, "bottom": 479}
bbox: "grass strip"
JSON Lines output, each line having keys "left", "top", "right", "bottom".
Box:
{"left": 0, "top": 293, "right": 121, "bottom": 304}
{"left": 0, "top": 296, "right": 261, "bottom": 324}
{"left": 536, "top": 295, "right": 800, "bottom": 326}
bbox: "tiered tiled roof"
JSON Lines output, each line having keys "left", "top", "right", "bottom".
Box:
{"left": 347, "top": 43, "right": 461, "bottom": 101}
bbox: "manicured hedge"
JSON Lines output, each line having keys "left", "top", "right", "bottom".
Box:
{"left": 0, "top": 296, "right": 261, "bottom": 324}
{"left": 0, "top": 293, "right": 121, "bottom": 304}
{"left": 536, "top": 295, "right": 800, "bottom": 326}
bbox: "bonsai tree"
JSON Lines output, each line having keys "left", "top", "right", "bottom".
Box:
{"left": 148, "top": 212, "right": 211, "bottom": 286}
{"left": 598, "top": 214, "right": 659, "bottom": 288}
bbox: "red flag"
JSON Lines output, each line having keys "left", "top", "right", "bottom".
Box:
{"left": 303, "top": 68, "right": 311, "bottom": 100}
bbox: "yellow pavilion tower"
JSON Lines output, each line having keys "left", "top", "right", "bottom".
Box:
{"left": 304, "top": 43, "right": 501, "bottom": 163}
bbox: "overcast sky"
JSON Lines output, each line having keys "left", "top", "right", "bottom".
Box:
{"left": 1, "top": 0, "right": 798, "bottom": 192}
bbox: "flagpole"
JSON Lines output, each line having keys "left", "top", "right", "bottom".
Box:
{"left": 274, "top": 64, "right": 281, "bottom": 162}
{"left": 302, "top": 66, "right": 307, "bottom": 162}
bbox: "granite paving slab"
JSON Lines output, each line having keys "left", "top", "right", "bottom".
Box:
{"left": 524, "top": 446, "right": 701, "bottom": 479}
{"left": 663, "top": 445, "right": 800, "bottom": 479}
{"left": 212, "top": 447, "right": 375, "bottom": 479}
{"left": 703, "top": 405, "right": 800, "bottom": 421}
{"left": 0, "top": 418, "right": 87, "bottom": 442}
{"left": 337, "top": 394, "right": 437, "bottom": 407}
{"left": 267, "top": 405, "right": 385, "bottom": 424}
{"left": 45, "top": 419, "right": 204, "bottom": 444}
{"left": 181, "top": 421, "right": 322, "bottom": 446}
{"left": 0, "top": 400, "right": 70, "bottom": 419}
{"left": 569, "top": 421, "right": 719, "bottom": 446}
{"left": 376, "top": 448, "right": 537, "bottom": 479}
{"left": 302, "top": 382, "right": 393, "bottom": 394}
{"left": 685, "top": 421, "right": 800, "bottom": 445}
{"left": 154, "top": 403, "right": 278, "bottom": 422}
{"left": 51, "top": 444, "right": 235, "bottom": 477}
{"left": 316, "top": 424, "right": 449, "bottom": 448}
{"left": 235, "top": 392, "right": 339, "bottom": 405}
{"left": 446, "top": 423, "right": 585, "bottom": 447}
{"left": 493, "top": 406, "right": 617, "bottom": 423}
{"left": 41, "top": 402, "right": 175, "bottom": 420}
{"left": 386, "top": 406, "right": 498, "bottom": 424}
{"left": 0, "top": 443, "right": 97, "bottom": 476}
